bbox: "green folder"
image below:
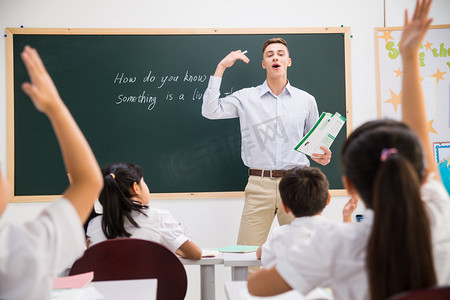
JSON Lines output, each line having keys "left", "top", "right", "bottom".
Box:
{"left": 214, "top": 245, "right": 259, "bottom": 253}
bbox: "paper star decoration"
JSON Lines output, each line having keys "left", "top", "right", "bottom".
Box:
{"left": 394, "top": 67, "right": 402, "bottom": 78}
{"left": 431, "top": 68, "right": 446, "bottom": 84}
{"left": 424, "top": 41, "right": 433, "bottom": 51}
{"left": 378, "top": 30, "right": 395, "bottom": 43}
{"left": 384, "top": 89, "right": 402, "bottom": 113}
{"left": 427, "top": 119, "right": 437, "bottom": 134}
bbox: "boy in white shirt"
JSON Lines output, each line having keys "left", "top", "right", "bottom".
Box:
{"left": 256, "top": 167, "right": 331, "bottom": 268}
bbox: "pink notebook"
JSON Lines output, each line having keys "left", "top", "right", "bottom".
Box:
{"left": 53, "top": 271, "right": 94, "bottom": 289}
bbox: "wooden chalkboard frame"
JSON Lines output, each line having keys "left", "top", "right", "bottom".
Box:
{"left": 6, "top": 27, "right": 352, "bottom": 202}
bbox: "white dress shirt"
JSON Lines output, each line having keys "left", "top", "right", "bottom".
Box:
{"left": 276, "top": 177, "right": 450, "bottom": 300}
{"left": 202, "top": 76, "right": 319, "bottom": 170}
{"left": 261, "top": 215, "right": 327, "bottom": 268}
{"left": 0, "top": 198, "right": 85, "bottom": 300}
{"left": 87, "top": 207, "right": 189, "bottom": 253}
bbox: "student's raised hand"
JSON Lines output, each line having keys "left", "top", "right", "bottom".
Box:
{"left": 21, "top": 45, "right": 63, "bottom": 114}
{"left": 343, "top": 195, "right": 358, "bottom": 223}
{"left": 214, "top": 50, "right": 250, "bottom": 77}
{"left": 311, "top": 146, "right": 332, "bottom": 166}
{"left": 399, "top": 0, "right": 433, "bottom": 59}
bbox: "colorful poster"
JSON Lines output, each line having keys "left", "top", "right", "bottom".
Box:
{"left": 376, "top": 26, "right": 450, "bottom": 170}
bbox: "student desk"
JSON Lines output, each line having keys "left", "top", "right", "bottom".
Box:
{"left": 222, "top": 252, "right": 262, "bottom": 281}
{"left": 180, "top": 252, "right": 262, "bottom": 300}
{"left": 225, "top": 281, "right": 303, "bottom": 300}
{"left": 180, "top": 254, "right": 224, "bottom": 300}
{"left": 83, "top": 278, "right": 157, "bottom": 300}
{"left": 92, "top": 279, "right": 157, "bottom": 300}
{"left": 225, "top": 281, "right": 333, "bottom": 300}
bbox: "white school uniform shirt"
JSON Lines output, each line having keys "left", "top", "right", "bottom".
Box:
{"left": 87, "top": 207, "right": 189, "bottom": 253}
{"left": 0, "top": 198, "right": 85, "bottom": 300}
{"left": 261, "top": 215, "right": 327, "bottom": 268}
{"left": 202, "top": 76, "right": 319, "bottom": 170}
{"left": 276, "top": 177, "right": 450, "bottom": 300}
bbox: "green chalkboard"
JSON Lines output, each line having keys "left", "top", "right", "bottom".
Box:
{"left": 9, "top": 29, "right": 350, "bottom": 197}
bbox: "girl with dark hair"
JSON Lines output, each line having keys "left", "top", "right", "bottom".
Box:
{"left": 248, "top": 1, "right": 450, "bottom": 299}
{"left": 86, "top": 162, "right": 202, "bottom": 260}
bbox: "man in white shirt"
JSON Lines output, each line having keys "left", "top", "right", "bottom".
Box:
{"left": 202, "top": 38, "right": 332, "bottom": 249}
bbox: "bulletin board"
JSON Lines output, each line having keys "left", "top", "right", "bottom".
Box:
{"left": 375, "top": 25, "right": 450, "bottom": 165}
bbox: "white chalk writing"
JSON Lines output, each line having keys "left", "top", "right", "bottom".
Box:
{"left": 116, "top": 91, "right": 156, "bottom": 111}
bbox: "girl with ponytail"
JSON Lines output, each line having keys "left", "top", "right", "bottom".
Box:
{"left": 86, "top": 162, "right": 202, "bottom": 260}
{"left": 341, "top": 121, "right": 438, "bottom": 300}
{"left": 248, "top": 1, "right": 450, "bottom": 299}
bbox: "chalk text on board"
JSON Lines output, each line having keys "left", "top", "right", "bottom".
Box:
{"left": 158, "top": 75, "right": 179, "bottom": 89}
{"left": 143, "top": 70, "right": 156, "bottom": 82}
{"left": 114, "top": 72, "right": 137, "bottom": 84}
{"left": 183, "top": 70, "right": 207, "bottom": 83}
{"left": 116, "top": 90, "right": 157, "bottom": 111}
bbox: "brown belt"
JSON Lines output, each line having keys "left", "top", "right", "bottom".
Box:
{"left": 248, "top": 168, "right": 286, "bottom": 178}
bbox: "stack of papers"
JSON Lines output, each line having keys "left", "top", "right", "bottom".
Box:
{"left": 295, "top": 112, "right": 346, "bottom": 156}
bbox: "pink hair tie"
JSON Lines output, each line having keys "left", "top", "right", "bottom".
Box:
{"left": 109, "top": 173, "right": 116, "bottom": 180}
{"left": 380, "top": 148, "right": 398, "bottom": 162}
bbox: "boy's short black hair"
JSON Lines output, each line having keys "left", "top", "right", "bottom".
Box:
{"left": 279, "top": 166, "right": 329, "bottom": 218}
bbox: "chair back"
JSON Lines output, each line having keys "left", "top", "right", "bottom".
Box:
{"left": 69, "top": 238, "right": 187, "bottom": 300}
{"left": 388, "top": 286, "right": 450, "bottom": 300}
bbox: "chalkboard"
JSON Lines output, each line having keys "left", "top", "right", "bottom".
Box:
{"left": 7, "top": 28, "right": 351, "bottom": 200}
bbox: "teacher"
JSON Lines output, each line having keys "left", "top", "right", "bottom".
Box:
{"left": 202, "top": 38, "right": 332, "bottom": 251}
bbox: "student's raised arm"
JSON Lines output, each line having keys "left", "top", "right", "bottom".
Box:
{"left": 213, "top": 50, "right": 250, "bottom": 77}
{"left": 20, "top": 46, "right": 103, "bottom": 223}
{"left": 400, "top": 0, "right": 437, "bottom": 177}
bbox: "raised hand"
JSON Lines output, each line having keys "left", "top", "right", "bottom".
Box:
{"left": 214, "top": 50, "right": 250, "bottom": 77}
{"left": 399, "top": 0, "right": 433, "bottom": 59}
{"left": 21, "top": 46, "right": 64, "bottom": 115}
{"left": 20, "top": 45, "right": 103, "bottom": 223}
{"left": 343, "top": 195, "right": 359, "bottom": 223}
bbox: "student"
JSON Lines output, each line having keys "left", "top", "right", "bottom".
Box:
{"left": 256, "top": 167, "right": 358, "bottom": 268}
{"left": 247, "top": 1, "right": 450, "bottom": 299}
{"left": 86, "top": 162, "right": 202, "bottom": 260}
{"left": 0, "top": 46, "right": 103, "bottom": 299}
{"left": 255, "top": 167, "right": 330, "bottom": 268}
{"left": 202, "top": 37, "right": 332, "bottom": 251}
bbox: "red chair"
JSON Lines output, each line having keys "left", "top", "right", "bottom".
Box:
{"left": 388, "top": 286, "right": 450, "bottom": 300}
{"left": 69, "top": 238, "right": 187, "bottom": 300}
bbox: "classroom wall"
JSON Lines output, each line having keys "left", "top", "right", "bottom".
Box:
{"left": 1, "top": 1, "right": 449, "bottom": 299}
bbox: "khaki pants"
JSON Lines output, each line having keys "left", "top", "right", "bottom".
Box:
{"left": 237, "top": 175, "right": 294, "bottom": 247}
